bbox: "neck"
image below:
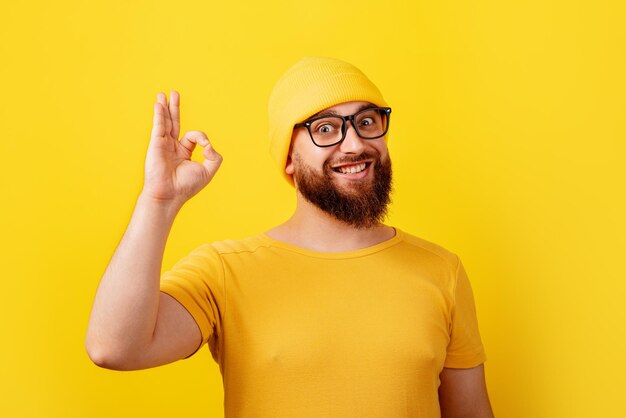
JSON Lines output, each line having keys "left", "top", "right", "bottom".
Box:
{"left": 265, "top": 192, "right": 395, "bottom": 252}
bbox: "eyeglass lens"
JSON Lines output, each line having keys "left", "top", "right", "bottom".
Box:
{"left": 310, "top": 108, "right": 388, "bottom": 146}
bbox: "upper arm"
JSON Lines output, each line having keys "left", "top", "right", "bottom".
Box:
{"left": 439, "top": 363, "right": 494, "bottom": 418}
{"left": 131, "top": 292, "right": 203, "bottom": 370}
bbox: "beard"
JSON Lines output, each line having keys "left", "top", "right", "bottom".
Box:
{"left": 291, "top": 150, "right": 393, "bottom": 229}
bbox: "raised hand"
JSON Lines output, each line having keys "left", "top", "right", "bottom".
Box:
{"left": 141, "top": 91, "right": 222, "bottom": 207}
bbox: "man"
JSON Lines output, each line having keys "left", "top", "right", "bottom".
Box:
{"left": 86, "top": 57, "right": 494, "bottom": 417}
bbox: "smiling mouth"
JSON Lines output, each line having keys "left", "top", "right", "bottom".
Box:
{"left": 331, "top": 162, "right": 371, "bottom": 174}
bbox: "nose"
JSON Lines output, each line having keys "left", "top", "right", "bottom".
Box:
{"left": 338, "top": 121, "right": 366, "bottom": 154}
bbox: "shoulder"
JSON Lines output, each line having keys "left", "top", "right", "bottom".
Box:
{"left": 394, "top": 228, "right": 460, "bottom": 271}
{"left": 392, "top": 229, "right": 463, "bottom": 292}
{"left": 166, "top": 236, "right": 272, "bottom": 278}
{"left": 205, "top": 235, "right": 273, "bottom": 257}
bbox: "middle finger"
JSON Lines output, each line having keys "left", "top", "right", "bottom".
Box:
{"left": 169, "top": 91, "right": 181, "bottom": 140}
{"left": 157, "top": 92, "right": 173, "bottom": 137}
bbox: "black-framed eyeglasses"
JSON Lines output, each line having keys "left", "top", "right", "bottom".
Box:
{"left": 294, "top": 107, "right": 392, "bottom": 148}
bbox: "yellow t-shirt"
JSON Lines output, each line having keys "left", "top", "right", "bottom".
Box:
{"left": 160, "top": 228, "right": 486, "bottom": 417}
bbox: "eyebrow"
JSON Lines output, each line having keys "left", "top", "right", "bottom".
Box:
{"left": 308, "top": 102, "right": 378, "bottom": 119}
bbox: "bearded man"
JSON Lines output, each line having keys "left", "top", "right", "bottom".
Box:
{"left": 86, "top": 57, "right": 494, "bottom": 418}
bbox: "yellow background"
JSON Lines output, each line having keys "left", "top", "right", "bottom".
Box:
{"left": 1, "top": 0, "right": 624, "bottom": 417}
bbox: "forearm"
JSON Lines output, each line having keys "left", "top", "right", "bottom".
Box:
{"left": 85, "top": 193, "right": 182, "bottom": 366}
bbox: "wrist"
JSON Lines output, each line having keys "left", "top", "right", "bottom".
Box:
{"left": 136, "top": 192, "right": 184, "bottom": 221}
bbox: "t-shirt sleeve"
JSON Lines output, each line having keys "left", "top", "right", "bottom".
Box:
{"left": 443, "top": 255, "right": 487, "bottom": 368}
{"left": 159, "top": 243, "right": 225, "bottom": 359}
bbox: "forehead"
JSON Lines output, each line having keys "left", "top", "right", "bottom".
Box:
{"left": 307, "top": 101, "right": 378, "bottom": 119}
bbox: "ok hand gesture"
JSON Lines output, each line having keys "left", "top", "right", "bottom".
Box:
{"left": 141, "top": 91, "right": 222, "bottom": 207}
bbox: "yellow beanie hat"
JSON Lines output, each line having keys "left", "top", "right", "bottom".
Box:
{"left": 268, "top": 56, "right": 388, "bottom": 186}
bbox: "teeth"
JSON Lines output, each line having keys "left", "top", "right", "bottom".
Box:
{"left": 337, "top": 163, "right": 366, "bottom": 174}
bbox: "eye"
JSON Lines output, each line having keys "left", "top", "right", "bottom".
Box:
{"left": 318, "top": 123, "right": 334, "bottom": 133}
{"left": 311, "top": 118, "right": 341, "bottom": 135}
{"left": 359, "top": 117, "right": 374, "bottom": 127}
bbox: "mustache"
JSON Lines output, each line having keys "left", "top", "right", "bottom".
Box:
{"left": 324, "top": 150, "right": 381, "bottom": 169}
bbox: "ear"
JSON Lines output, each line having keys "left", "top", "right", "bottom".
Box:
{"left": 285, "top": 137, "right": 296, "bottom": 175}
{"left": 285, "top": 153, "right": 294, "bottom": 175}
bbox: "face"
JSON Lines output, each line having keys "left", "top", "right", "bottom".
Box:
{"left": 286, "top": 101, "right": 393, "bottom": 228}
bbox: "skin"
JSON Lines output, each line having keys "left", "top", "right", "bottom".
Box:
{"left": 85, "top": 91, "right": 213, "bottom": 369}
{"left": 269, "top": 100, "right": 494, "bottom": 418}
{"left": 85, "top": 92, "right": 494, "bottom": 417}
{"left": 266, "top": 101, "right": 395, "bottom": 251}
